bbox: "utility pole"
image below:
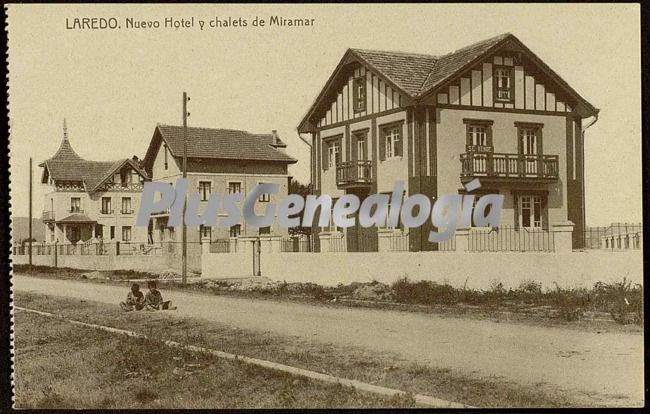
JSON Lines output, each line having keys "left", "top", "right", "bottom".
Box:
{"left": 182, "top": 92, "right": 189, "bottom": 284}
{"left": 28, "top": 157, "right": 33, "bottom": 274}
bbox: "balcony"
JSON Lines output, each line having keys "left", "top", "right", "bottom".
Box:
{"left": 121, "top": 209, "right": 135, "bottom": 215}
{"left": 336, "top": 160, "right": 373, "bottom": 188}
{"left": 100, "top": 209, "right": 114, "bottom": 215}
{"left": 42, "top": 211, "right": 55, "bottom": 222}
{"left": 460, "top": 152, "right": 559, "bottom": 183}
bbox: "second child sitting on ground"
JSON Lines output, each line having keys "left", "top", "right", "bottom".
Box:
{"left": 145, "top": 280, "right": 177, "bottom": 311}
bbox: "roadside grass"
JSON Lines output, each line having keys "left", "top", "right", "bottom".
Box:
{"left": 14, "top": 291, "right": 592, "bottom": 408}
{"left": 14, "top": 265, "right": 643, "bottom": 329}
{"left": 13, "top": 309, "right": 416, "bottom": 409}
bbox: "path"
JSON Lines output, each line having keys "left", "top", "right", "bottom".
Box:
{"left": 13, "top": 275, "right": 644, "bottom": 406}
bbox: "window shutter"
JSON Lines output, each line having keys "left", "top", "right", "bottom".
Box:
{"left": 322, "top": 140, "right": 328, "bottom": 171}
{"left": 466, "top": 126, "right": 472, "bottom": 146}
{"left": 513, "top": 194, "right": 520, "bottom": 229}
{"left": 379, "top": 129, "right": 386, "bottom": 161}
{"left": 395, "top": 129, "right": 403, "bottom": 157}
{"left": 351, "top": 133, "right": 357, "bottom": 161}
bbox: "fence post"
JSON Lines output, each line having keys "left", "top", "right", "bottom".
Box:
{"left": 318, "top": 233, "right": 332, "bottom": 253}
{"left": 377, "top": 229, "right": 393, "bottom": 252}
{"left": 552, "top": 221, "right": 574, "bottom": 253}
{"left": 53, "top": 241, "right": 58, "bottom": 267}
{"left": 201, "top": 237, "right": 211, "bottom": 255}
{"left": 455, "top": 227, "right": 470, "bottom": 252}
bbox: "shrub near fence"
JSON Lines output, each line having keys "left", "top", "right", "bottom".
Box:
{"left": 468, "top": 226, "right": 554, "bottom": 252}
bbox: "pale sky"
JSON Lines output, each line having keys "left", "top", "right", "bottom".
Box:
{"left": 7, "top": 3, "right": 642, "bottom": 226}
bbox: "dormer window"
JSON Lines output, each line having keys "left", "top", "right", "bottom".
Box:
{"left": 494, "top": 67, "right": 513, "bottom": 102}
{"left": 353, "top": 77, "right": 366, "bottom": 112}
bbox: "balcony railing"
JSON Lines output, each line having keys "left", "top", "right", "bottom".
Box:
{"left": 69, "top": 208, "right": 84, "bottom": 214}
{"left": 460, "top": 153, "right": 559, "bottom": 181}
{"left": 336, "top": 160, "right": 373, "bottom": 188}
{"left": 42, "top": 211, "right": 55, "bottom": 221}
{"left": 100, "top": 209, "right": 114, "bottom": 215}
{"left": 121, "top": 209, "right": 134, "bottom": 214}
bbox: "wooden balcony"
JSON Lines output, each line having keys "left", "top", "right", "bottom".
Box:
{"left": 460, "top": 152, "right": 559, "bottom": 183}
{"left": 336, "top": 160, "right": 373, "bottom": 188}
{"left": 42, "top": 211, "right": 55, "bottom": 222}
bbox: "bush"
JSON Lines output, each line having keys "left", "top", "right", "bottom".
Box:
{"left": 391, "top": 277, "right": 458, "bottom": 306}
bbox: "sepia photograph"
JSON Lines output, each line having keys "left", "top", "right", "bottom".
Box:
{"left": 6, "top": 3, "right": 645, "bottom": 409}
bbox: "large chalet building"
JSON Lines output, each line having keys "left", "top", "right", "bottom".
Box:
{"left": 142, "top": 124, "right": 297, "bottom": 243}
{"left": 298, "top": 33, "right": 599, "bottom": 251}
{"left": 39, "top": 121, "right": 149, "bottom": 245}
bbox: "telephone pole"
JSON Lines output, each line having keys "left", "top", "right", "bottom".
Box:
{"left": 182, "top": 92, "right": 189, "bottom": 285}
{"left": 28, "top": 157, "right": 33, "bottom": 274}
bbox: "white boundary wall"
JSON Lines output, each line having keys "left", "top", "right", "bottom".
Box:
{"left": 201, "top": 250, "right": 643, "bottom": 290}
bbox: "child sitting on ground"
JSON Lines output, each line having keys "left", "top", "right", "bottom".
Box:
{"left": 145, "top": 280, "right": 177, "bottom": 310}
{"left": 120, "top": 283, "right": 146, "bottom": 311}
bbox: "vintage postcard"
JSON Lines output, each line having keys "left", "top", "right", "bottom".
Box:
{"left": 6, "top": 3, "right": 644, "bottom": 409}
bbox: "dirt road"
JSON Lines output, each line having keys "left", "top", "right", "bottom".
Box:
{"left": 13, "top": 275, "right": 644, "bottom": 406}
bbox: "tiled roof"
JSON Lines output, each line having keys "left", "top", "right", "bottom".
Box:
{"left": 156, "top": 125, "right": 297, "bottom": 163}
{"left": 419, "top": 33, "right": 511, "bottom": 94}
{"left": 40, "top": 137, "right": 148, "bottom": 192}
{"left": 351, "top": 49, "right": 439, "bottom": 96}
{"left": 351, "top": 33, "right": 510, "bottom": 98}
{"left": 56, "top": 213, "right": 97, "bottom": 223}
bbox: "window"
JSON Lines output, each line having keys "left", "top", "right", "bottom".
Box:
{"left": 163, "top": 144, "right": 169, "bottom": 170}
{"left": 229, "top": 224, "right": 241, "bottom": 238}
{"left": 199, "top": 181, "right": 211, "bottom": 201}
{"left": 122, "top": 226, "right": 132, "bottom": 241}
{"left": 353, "top": 77, "right": 366, "bottom": 112}
{"left": 519, "top": 127, "right": 539, "bottom": 155}
{"left": 468, "top": 125, "right": 488, "bottom": 146}
{"left": 353, "top": 131, "right": 368, "bottom": 161}
{"left": 464, "top": 119, "right": 493, "bottom": 153}
{"left": 199, "top": 225, "right": 212, "bottom": 240}
{"left": 101, "top": 197, "right": 112, "bottom": 214}
{"left": 516, "top": 122, "right": 543, "bottom": 175}
{"left": 259, "top": 226, "right": 271, "bottom": 235}
{"left": 110, "top": 226, "right": 115, "bottom": 240}
{"left": 121, "top": 197, "right": 132, "bottom": 214}
{"left": 517, "top": 195, "right": 543, "bottom": 229}
{"left": 494, "top": 67, "right": 513, "bottom": 102}
{"left": 258, "top": 183, "right": 271, "bottom": 202}
{"left": 70, "top": 197, "right": 81, "bottom": 213}
{"left": 327, "top": 139, "right": 340, "bottom": 169}
{"left": 228, "top": 182, "right": 241, "bottom": 194}
{"left": 130, "top": 170, "right": 140, "bottom": 184}
{"left": 383, "top": 125, "right": 402, "bottom": 159}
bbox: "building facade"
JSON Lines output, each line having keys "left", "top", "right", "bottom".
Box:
{"left": 298, "top": 33, "right": 599, "bottom": 252}
{"left": 142, "top": 124, "right": 297, "bottom": 244}
{"left": 40, "top": 122, "right": 149, "bottom": 245}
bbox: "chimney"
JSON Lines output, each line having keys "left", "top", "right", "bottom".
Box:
{"left": 270, "top": 130, "right": 287, "bottom": 149}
